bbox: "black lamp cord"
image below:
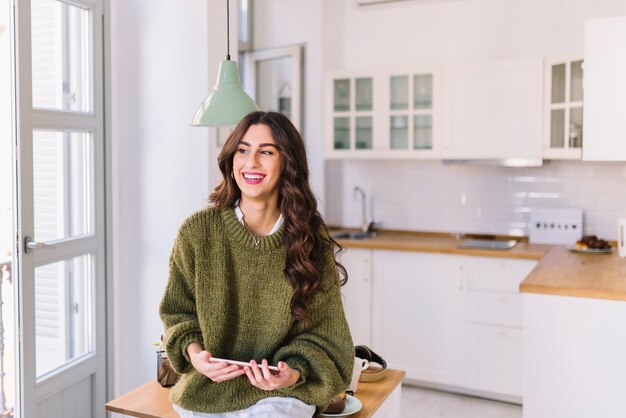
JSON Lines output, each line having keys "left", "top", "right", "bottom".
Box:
{"left": 226, "top": 0, "right": 231, "bottom": 60}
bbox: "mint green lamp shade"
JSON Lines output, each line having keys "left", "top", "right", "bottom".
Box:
{"left": 192, "top": 60, "right": 260, "bottom": 126}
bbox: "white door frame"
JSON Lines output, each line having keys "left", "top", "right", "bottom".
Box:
{"left": 13, "top": 0, "right": 107, "bottom": 416}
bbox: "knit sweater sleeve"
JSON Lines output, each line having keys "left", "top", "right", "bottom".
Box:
{"left": 159, "top": 218, "right": 204, "bottom": 374}
{"left": 273, "top": 248, "right": 354, "bottom": 409}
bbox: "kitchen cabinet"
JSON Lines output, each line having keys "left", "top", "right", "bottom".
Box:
{"left": 325, "top": 71, "right": 380, "bottom": 158}
{"left": 524, "top": 293, "right": 626, "bottom": 418}
{"left": 465, "top": 256, "right": 536, "bottom": 399}
{"left": 371, "top": 250, "right": 467, "bottom": 387}
{"left": 441, "top": 59, "right": 544, "bottom": 162}
{"left": 325, "top": 68, "right": 440, "bottom": 159}
{"left": 338, "top": 247, "right": 372, "bottom": 347}
{"left": 381, "top": 68, "right": 441, "bottom": 158}
{"left": 543, "top": 56, "right": 584, "bottom": 159}
{"left": 582, "top": 16, "right": 626, "bottom": 161}
{"left": 339, "top": 248, "right": 537, "bottom": 401}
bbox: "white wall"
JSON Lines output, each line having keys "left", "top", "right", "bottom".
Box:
{"left": 252, "top": 0, "right": 326, "bottom": 206}
{"left": 326, "top": 159, "right": 626, "bottom": 239}
{"left": 324, "top": 0, "right": 626, "bottom": 68}
{"left": 319, "top": 0, "right": 626, "bottom": 239}
{"left": 109, "top": 0, "right": 214, "bottom": 395}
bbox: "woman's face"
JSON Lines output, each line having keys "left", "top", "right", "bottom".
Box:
{"left": 232, "top": 124, "right": 284, "bottom": 205}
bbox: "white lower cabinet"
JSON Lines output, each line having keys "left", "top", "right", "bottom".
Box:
{"left": 465, "top": 256, "right": 536, "bottom": 399}
{"left": 371, "top": 250, "right": 466, "bottom": 387}
{"left": 467, "top": 324, "right": 523, "bottom": 396}
{"left": 341, "top": 248, "right": 537, "bottom": 401}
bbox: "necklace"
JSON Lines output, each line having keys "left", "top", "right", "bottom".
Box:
{"left": 241, "top": 217, "right": 261, "bottom": 247}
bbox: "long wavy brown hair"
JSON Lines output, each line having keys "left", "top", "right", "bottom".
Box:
{"left": 209, "top": 111, "right": 347, "bottom": 322}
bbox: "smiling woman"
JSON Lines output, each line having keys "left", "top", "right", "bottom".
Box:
{"left": 159, "top": 111, "right": 354, "bottom": 417}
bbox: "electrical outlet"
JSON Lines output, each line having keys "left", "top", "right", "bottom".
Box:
{"left": 529, "top": 207, "right": 583, "bottom": 245}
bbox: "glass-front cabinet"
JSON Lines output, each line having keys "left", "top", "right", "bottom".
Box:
{"left": 325, "top": 69, "right": 439, "bottom": 159}
{"left": 382, "top": 69, "right": 439, "bottom": 158}
{"left": 326, "top": 72, "right": 379, "bottom": 157}
{"left": 543, "top": 56, "right": 584, "bottom": 159}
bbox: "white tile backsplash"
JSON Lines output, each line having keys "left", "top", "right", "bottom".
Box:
{"left": 324, "top": 160, "right": 626, "bottom": 240}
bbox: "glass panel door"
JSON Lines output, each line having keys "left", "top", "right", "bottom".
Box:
{"left": 546, "top": 58, "right": 583, "bottom": 152}
{"left": 14, "top": 1, "right": 107, "bottom": 417}
{"left": 331, "top": 76, "right": 376, "bottom": 151}
{"left": 1, "top": 0, "right": 16, "bottom": 415}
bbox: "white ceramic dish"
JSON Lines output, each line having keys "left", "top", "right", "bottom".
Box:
{"left": 320, "top": 394, "right": 363, "bottom": 417}
{"left": 568, "top": 246, "right": 613, "bottom": 254}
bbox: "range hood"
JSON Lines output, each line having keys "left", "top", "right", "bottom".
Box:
{"left": 358, "top": 0, "right": 430, "bottom": 6}
{"left": 442, "top": 158, "right": 544, "bottom": 167}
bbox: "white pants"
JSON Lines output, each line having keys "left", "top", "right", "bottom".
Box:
{"left": 173, "top": 397, "right": 315, "bottom": 418}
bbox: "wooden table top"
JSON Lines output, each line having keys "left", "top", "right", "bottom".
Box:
{"left": 105, "top": 369, "right": 406, "bottom": 418}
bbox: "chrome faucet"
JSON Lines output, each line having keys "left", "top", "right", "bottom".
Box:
{"left": 354, "top": 186, "right": 378, "bottom": 234}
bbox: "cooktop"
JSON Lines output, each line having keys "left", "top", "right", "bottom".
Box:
{"left": 458, "top": 239, "right": 518, "bottom": 250}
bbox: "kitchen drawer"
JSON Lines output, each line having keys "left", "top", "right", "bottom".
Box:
{"left": 467, "top": 290, "right": 523, "bottom": 328}
{"left": 467, "top": 323, "right": 523, "bottom": 397}
{"left": 464, "top": 257, "right": 537, "bottom": 293}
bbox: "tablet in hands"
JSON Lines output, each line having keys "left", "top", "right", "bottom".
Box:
{"left": 209, "top": 357, "right": 279, "bottom": 372}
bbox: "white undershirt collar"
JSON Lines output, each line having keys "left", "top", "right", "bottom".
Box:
{"left": 234, "top": 203, "right": 284, "bottom": 236}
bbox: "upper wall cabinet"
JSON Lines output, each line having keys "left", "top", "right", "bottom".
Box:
{"left": 582, "top": 16, "right": 626, "bottom": 161}
{"left": 441, "top": 59, "right": 544, "bottom": 162}
{"left": 381, "top": 68, "right": 441, "bottom": 159}
{"left": 325, "top": 72, "right": 380, "bottom": 158}
{"left": 325, "top": 68, "right": 440, "bottom": 159}
{"left": 543, "top": 56, "right": 584, "bottom": 160}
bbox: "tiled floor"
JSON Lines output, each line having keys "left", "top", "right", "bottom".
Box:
{"left": 401, "top": 385, "right": 523, "bottom": 418}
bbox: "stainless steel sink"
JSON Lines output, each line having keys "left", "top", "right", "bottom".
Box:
{"left": 458, "top": 239, "right": 518, "bottom": 250}
{"left": 333, "top": 231, "right": 377, "bottom": 240}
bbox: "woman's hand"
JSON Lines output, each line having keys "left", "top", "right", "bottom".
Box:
{"left": 187, "top": 343, "right": 245, "bottom": 382}
{"left": 244, "top": 359, "right": 301, "bottom": 391}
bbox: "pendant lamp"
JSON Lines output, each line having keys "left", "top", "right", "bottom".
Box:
{"left": 192, "top": 0, "right": 259, "bottom": 126}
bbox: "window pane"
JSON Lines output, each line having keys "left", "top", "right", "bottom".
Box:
{"left": 551, "top": 64, "right": 565, "bottom": 104}
{"left": 390, "top": 76, "right": 408, "bottom": 110}
{"left": 333, "top": 79, "right": 350, "bottom": 112}
{"left": 33, "top": 130, "right": 93, "bottom": 241}
{"left": 550, "top": 109, "right": 565, "bottom": 148}
{"left": 413, "top": 114, "right": 432, "bottom": 149}
{"left": 390, "top": 115, "right": 408, "bottom": 149}
{"left": 355, "top": 78, "right": 373, "bottom": 111}
{"left": 333, "top": 117, "right": 350, "bottom": 149}
{"left": 413, "top": 74, "right": 432, "bottom": 109}
{"left": 355, "top": 116, "right": 373, "bottom": 149}
{"left": 569, "top": 107, "right": 583, "bottom": 148}
{"left": 570, "top": 60, "right": 583, "bottom": 102}
{"left": 31, "top": 0, "right": 90, "bottom": 111}
{"left": 36, "top": 254, "right": 93, "bottom": 378}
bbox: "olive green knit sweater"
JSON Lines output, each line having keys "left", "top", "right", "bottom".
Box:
{"left": 159, "top": 207, "right": 354, "bottom": 414}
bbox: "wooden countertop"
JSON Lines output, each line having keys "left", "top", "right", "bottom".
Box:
{"left": 336, "top": 230, "right": 626, "bottom": 302}
{"left": 519, "top": 245, "right": 626, "bottom": 301}
{"left": 105, "top": 370, "right": 406, "bottom": 418}
{"left": 335, "top": 231, "right": 550, "bottom": 260}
